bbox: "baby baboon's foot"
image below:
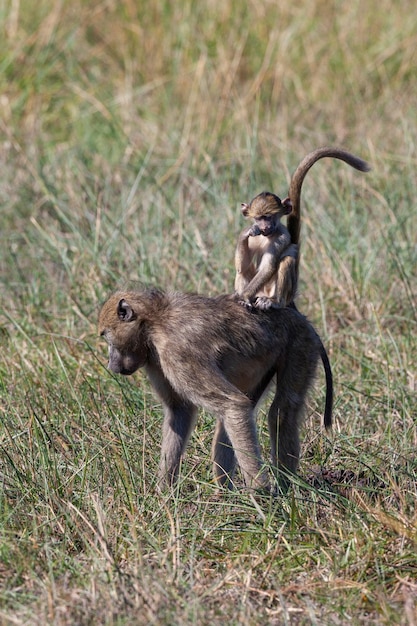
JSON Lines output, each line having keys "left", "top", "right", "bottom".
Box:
{"left": 254, "top": 296, "right": 287, "bottom": 310}
{"left": 252, "top": 296, "right": 277, "bottom": 310}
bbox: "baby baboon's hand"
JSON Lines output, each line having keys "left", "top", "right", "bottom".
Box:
{"left": 248, "top": 224, "right": 262, "bottom": 237}
{"left": 234, "top": 293, "right": 253, "bottom": 310}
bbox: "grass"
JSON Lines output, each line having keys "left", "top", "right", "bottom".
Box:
{"left": 1, "top": 0, "right": 417, "bottom": 623}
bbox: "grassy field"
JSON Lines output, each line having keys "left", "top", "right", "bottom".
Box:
{"left": 1, "top": 0, "right": 416, "bottom": 623}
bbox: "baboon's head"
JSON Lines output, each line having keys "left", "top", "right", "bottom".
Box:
{"left": 241, "top": 192, "right": 293, "bottom": 236}
{"left": 99, "top": 294, "right": 148, "bottom": 375}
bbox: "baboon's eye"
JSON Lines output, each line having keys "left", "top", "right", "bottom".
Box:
{"left": 100, "top": 330, "right": 109, "bottom": 342}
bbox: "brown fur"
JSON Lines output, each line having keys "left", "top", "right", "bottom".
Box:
{"left": 99, "top": 288, "right": 327, "bottom": 494}
{"left": 242, "top": 191, "right": 286, "bottom": 219}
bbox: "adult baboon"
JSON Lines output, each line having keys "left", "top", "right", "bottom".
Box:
{"left": 99, "top": 287, "right": 330, "bottom": 493}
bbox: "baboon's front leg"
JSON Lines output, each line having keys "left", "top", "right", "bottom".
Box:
{"left": 159, "top": 401, "right": 198, "bottom": 487}
{"left": 212, "top": 419, "right": 236, "bottom": 489}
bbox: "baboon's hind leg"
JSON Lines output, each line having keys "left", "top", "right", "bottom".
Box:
{"left": 268, "top": 344, "right": 318, "bottom": 493}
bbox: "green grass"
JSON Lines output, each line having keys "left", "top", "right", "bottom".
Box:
{"left": 1, "top": 0, "right": 417, "bottom": 623}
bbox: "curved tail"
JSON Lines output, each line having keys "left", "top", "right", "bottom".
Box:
{"left": 287, "top": 146, "right": 371, "bottom": 245}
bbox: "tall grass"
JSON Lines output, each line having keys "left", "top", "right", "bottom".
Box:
{"left": 1, "top": 0, "right": 416, "bottom": 623}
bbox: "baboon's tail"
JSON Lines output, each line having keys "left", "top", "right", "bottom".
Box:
{"left": 289, "top": 301, "right": 333, "bottom": 429}
{"left": 319, "top": 342, "right": 333, "bottom": 430}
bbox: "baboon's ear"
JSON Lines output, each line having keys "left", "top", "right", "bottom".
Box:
{"left": 117, "top": 299, "right": 136, "bottom": 322}
{"left": 282, "top": 196, "right": 293, "bottom": 215}
{"left": 241, "top": 202, "right": 250, "bottom": 217}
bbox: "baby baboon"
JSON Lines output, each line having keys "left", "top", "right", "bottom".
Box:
{"left": 235, "top": 147, "right": 370, "bottom": 310}
{"left": 99, "top": 287, "right": 330, "bottom": 494}
{"left": 234, "top": 192, "right": 297, "bottom": 310}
